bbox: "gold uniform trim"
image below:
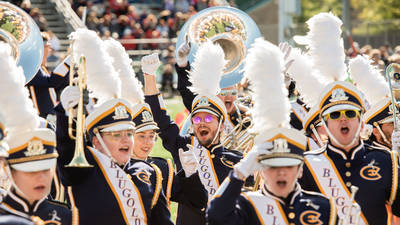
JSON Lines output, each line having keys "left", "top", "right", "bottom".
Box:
{"left": 389, "top": 151, "right": 399, "bottom": 205}
{"left": 329, "top": 197, "right": 337, "bottom": 225}
{"left": 151, "top": 164, "right": 163, "bottom": 209}
{"left": 241, "top": 193, "right": 266, "bottom": 225}
{"left": 166, "top": 159, "right": 174, "bottom": 207}
{"left": 87, "top": 102, "right": 134, "bottom": 132}
{"left": 9, "top": 139, "right": 56, "bottom": 154}
{"left": 7, "top": 153, "right": 58, "bottom": 164}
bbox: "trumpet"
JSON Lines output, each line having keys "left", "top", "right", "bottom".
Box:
{"left": 66, "top": 49, "right": 93, "bottom": 168}
{"left": 339, "top": 185, "right": 361, "bottom": 225}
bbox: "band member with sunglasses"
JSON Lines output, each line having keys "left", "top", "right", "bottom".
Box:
{"left": 299, "top": 81, "right": 400, "bottom": 224}
{"left": 175, "top": 39, "right": 250, "bottom": 135}
{"left": 141, "top": 48, "right": 246, "bottom": 225}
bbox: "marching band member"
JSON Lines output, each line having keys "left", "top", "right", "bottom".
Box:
{"left": 56, "top": 29, "right": 173, "bottom": 225}
{"left": 175, "top": 38, "right": 250, "bottom": 136}
{"left": 104, "top": 38, "right": 207, "bottom": 211}
{"left": 27, "top": 32, "right": 71, "bottom": 120}
{"left": 0, "top": 43, "right": 76, "bottom": 224}
{"left": 299, "top": 81, "right": 400, "bottom": 224}
{"left": 142, "top": 41, "right": 246, "bottom": 225}
{"left": 207, "top": 38, "right": 337, "bottom": 225}
{"left": 349, "top": 55, "right": 396, "bottom": 151}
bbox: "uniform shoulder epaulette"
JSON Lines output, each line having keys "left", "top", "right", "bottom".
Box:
{"left": 224, "top": 149, "right": 243, "bottom": 157}
{"left": 47, "top": 199, "right": 71, "bottom": 210}
{"left": 304, "top": 146, "right": 325, "bottom": 155}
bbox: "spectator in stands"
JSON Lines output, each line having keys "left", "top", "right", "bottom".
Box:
{"left": 87, "top": 11, "right": 100, "bottom": 31}
{"left": 121, "top": 29, "right": 137, "bottom": 50}
{"left": 370, "top": 49, "right": 385, "bottom": 71}
{"left": 101, "top": 29, "right": 112, "bottom": 40}
{"left": 47, "top": 30, "right": 60, "bottom": 51}
{"left": 196, "top": 0, "right": 208, "bottom": 11}
{"left": 360, "top": 44, "right": 372, "bottom": 55}
{"left": 126, "top": 5, "right": 139, "bottom": 22}
{"left": 160, "top": 63, "right": 175, "bottom": 95}
{"left": 176, "top": 0, "right": 190, "bottom": 13}
{"left": 164, "top": 0, "right": 174, "bottom": 12}
{"left": 109, "top": 0, "right": 129, "bottom": 16}
{"left": 20, "top": 0, "right": 31, "bottom": 13}
{"left": 389, "top": 54, "right": 400, "bottom": 64}
{"left": 156, "top": 18, "right": 169, "bottom": 36}
{"left": 30, "top": 7, "right": 48, "bottom": 31}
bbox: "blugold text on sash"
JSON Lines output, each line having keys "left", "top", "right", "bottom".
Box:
{"left": 197, "top": 146, "right": 216, "bottom": 196}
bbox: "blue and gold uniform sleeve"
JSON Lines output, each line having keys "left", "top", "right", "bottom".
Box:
{"left": 388, "top": 151, "right": 400, "bottom": 217}
{"left": 144, "top": 94, "right": 191, "bottom": 170}
{"left": 27, "top": 56, "right": 70, "bottom": 89}
{"left": 298, "top": 159, "right": 321, "bottom": 193}
{"left": 175, "top": 63, "right": 196, "bottom": 112}
{"left": 206, "top": 171, "right": 251, "bottom": 225}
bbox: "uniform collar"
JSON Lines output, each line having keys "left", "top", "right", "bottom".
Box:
{"left": 261, "top": 183, "right": 302, "bottom": 206}
{"left": 372, "top": 141, "right": 391, "bottom": 151}
{"left": 5, "top": 189, "right": 46, "bottom": 214}
{"left": 326, "top": 140, "right": 364, "bottom": 161}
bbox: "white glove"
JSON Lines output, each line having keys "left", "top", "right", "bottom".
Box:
{"left": 279, "top": 42, "right": 294, "bottom": 86}
{"left": 141, "top": 53, "right": 161, "bottom": 76}
{"left": 179, "top": 144, "right": 198, "bottom": 178}
{"left": 234, "top": 149, "right": 263, "bottom": 179}
{"left": 60, "top": 86, "right": 80, "bottom": 111}
{"left": 176, "top": 36, "right": 191, "bottom": 67}
{"left": 392, "top": 129, "right": 400, "bottom": 152}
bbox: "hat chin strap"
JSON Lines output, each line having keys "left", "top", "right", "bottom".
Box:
{"left": 311, "top": 126, "right": 324, "bottom": 147}
{"left": 208, "top": 118, "right": 223, "bottom": 148}
{"left": 321, "top": 118, "right": 362, "bottom": 150}
{"left": 374, "top": 124, "right": 391, "bottom": 147}
{"left": 95, "top": 132, "right": 127, "bottom": 168}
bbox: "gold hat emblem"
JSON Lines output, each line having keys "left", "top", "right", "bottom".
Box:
{"left": 25, "top": 138, "right": 46, "bottom": 157}
{"left": 330, "top": 88, "right": 349, "bottom": 102}
{"left": 113, "top": 106, "right": 129, "bottom": 120}
{"left": 198, "top": 97, "right": 210, "bottom": 107}
{"left": 141, "top": 110, "right": 154, "bottom": 123}
{"left": 272, "top": 138, "right": 289, "bottom": 153}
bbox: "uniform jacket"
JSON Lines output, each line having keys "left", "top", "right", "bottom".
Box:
{"left": 0, "top": 189, "right": 75, "bottom": 225}
{"left": 300, "top": 140, "right": 400, "bottom": 224}
{"left": 145, "top": 94, "right": 244, "bottom": 225}
{"left": 55, "top": 106, "right": 173, "bottom": 225}
{"left": 207, "top": 171, "right": 337, "bottom": 225}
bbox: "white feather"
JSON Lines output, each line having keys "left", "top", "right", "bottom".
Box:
{"left": 104, "top": 39, "right": 144, "bottom": 105}
{"left": 69, "top": 29, "right": 121, "bottom": 104}
{"left": 0, "top": 43, "right": 40, "bottom": 137}
{"left": 244, "top": 38, "right": 291, "bottom": 139}
{"left": 307, "top": 12, "right": 347, "bottom": 82}
{"left": 287, "top": 48, "right": 326, "bottom": 107}
{"left": 349, "top": 55, "right": 389, "bottom": 105}
{"left": 189, "top": 40, "right": 226, "bottom": 96}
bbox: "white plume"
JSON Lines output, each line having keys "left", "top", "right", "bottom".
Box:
{"left": 104, "top": 38, "right": 144, "bottom": 105}
{"left": 189, "top": 40, "right": 226, "bottom": 96}
{"left": 0, "top": 43, "right": 40, "bottom": 137}
{"left": 244, "top": 38, "right": 291, "bottom": 140}
{"left": 349, "top": 54, "right": 389, "bottom": 105}
{"left": 69, "top": 29, "right": 121, "bottom": 104}
{"left": 306, "top": 12, "right": 347, "bottom": 82}
{"left": 287, "top": 47, "right": 326, "bottom": 107}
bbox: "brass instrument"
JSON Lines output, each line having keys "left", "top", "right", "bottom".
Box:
{"left": 66, "top": 52, "right": 93, "bottom": 168}
{"left": 339, "top": 185, "right": 361, "bottom": 225}
{"left": 0, "top": 1, "right": 44, "bottom": 83}
{"left": 386, "top": 63, "right": 400, "bottom": 130}
{"left": 222, "top": 101, "right": 255, "bottom": 153}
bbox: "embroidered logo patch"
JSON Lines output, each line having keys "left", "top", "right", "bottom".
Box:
{"left": 113, "top": 106, "right": 129, "bottom": 120}
{"left": 300, "top": 210, "right": 322, "bottom": 225}
{"left": 220, "top": 157, "right": 234, "bottom": 168}
{"left": 198, "top": 97, "right": 210, "bottom": 107}
{"left": 141, "top": 110, "right": 154, "bottom": 123}
{"left": 135, "top": 170, "right": 152, "bottom": 185}
{"left": 360, "top": 164, "right": 381, "bottom": 181}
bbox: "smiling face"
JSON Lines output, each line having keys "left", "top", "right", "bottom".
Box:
{"left": 192, "top": 112, "right": 223, "bottom": 147}
{"left": 133, "top": 130, "right": 156, "bottom": 160}
{"left": 217, "top": 86, "right": 238, "bottom": 115}
{"left": 11, "top": 168, "right": 54, "bottom": 205}
{"left": 325, "top": 111, "right": 361, "bottom": 150}
{"left": 93, "top": 129, "right": 135, "bottom": 165}
{"left": 261, "top": 165, "right": 302, "bottom": 198}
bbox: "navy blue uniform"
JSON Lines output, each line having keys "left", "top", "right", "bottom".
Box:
{"left": 0, "top": 190, "right": 75, "bottom": 225}
{"left": 290, "top": 98, "right": 308, "bottom": 130}
{"left": 147, "top": 157, "right": 207, "bottom": 210}
{"left": 0, "top": 215, "right": 34, "bottom": 225}
{"left": 207, "top": 171, "right": 337, "bottom": 225}
{"left": 300, "top": 141, "right": 400, "bottom": 224}
{"left": 27, "top": 57, "right": 70, "bottom": 118}
{"left": 145, "top": 94, "right": 244, "bottom": 225}
{"left": 55, "top": 106, "right": 174, "bottom": 225}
